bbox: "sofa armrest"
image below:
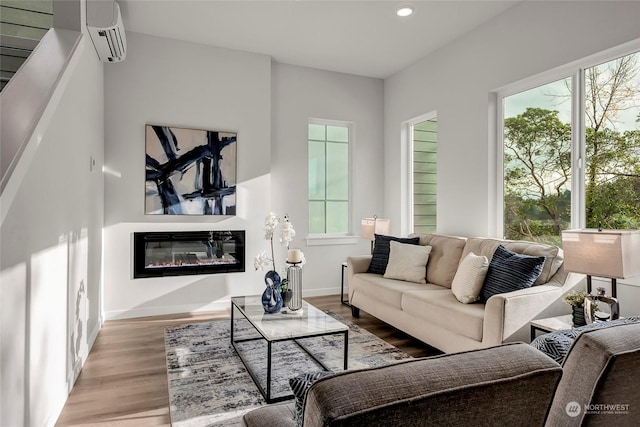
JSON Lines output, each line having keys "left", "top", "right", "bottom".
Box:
{"left": 483, "top": 271, "right": 584, "bottom": 345}
{"left": 347, "top": 255, "right": 371, "bottom": 278}
{"left": 483, "top": 285, "right": 564, "bottom": 346}
{"left": 303, "top": 343, "right": 561, "bottom": 427}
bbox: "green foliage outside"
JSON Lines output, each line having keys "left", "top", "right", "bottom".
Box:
{"left": 504, "top": 112, "right": 640, "bottom": 245}
{"left": 504, "top": 53, "right": 640, "bottom": 245}
{"left": 504, "top": 108, "right": 572, "bottom": 245}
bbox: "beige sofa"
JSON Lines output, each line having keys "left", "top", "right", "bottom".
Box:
{"left": 348, "top": 234, "right": 583, "bottom": 353}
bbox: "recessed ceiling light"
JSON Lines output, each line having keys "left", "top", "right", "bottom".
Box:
{"left": 396, "top": 5, "right": 414, "bottom": 17}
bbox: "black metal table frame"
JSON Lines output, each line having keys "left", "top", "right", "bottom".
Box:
{"left": 230, "top": 300, "right": 349, "bottom": 404}
{"left": 341, "top": 262, "right": 350, "bottom": 306}
{"left": 530, "top": 324, "right": 553, "bottom": 342}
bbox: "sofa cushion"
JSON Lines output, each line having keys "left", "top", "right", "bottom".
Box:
{"left": 451, "top": 252, "right": 489, "bottom": 304}
{"left": 383, "top": 241, "right": 432, "bottom": 284}
{"left": 241, "top": 402, "right": 296, "bottom": 427}
{"left": 462, "top": 237, "right": 563, "bottom": 286}
{"left": 367, "top": 234, "right": 420, "bottom": 275}
{"left": 350, "top": 273, "right": 439, "bottom": 310}
{"left": 413, "top": 233, "right": 467, "bottom": 288}
{"left": 402, "top": 289, "right": 485, "bottom": 341}
{"left": 480, "top": 245, "right": 545, "bottom": 302}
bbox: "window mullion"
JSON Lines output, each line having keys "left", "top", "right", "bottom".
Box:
{"left": 572, "top": 69, "right": 586, "bottom": 229}
{"left": 324, "top": 128, "right": 328, "bottom": 233}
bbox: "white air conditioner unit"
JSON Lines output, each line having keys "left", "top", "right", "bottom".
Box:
{"left": 87, "top": 0, "right": 126, "bottom": 62}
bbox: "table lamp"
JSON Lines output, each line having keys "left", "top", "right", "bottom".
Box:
{"left": 561, "top": 229, "right": 640, "bottom": 298}
{"left": 361, "top": 216, "right": 390, "bottom": 254}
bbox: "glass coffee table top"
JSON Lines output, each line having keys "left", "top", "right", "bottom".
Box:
{"left": 231, "top": 295, "right": 348, "bottom": 342}
{"left": 230, "top": 295, "right": 349, "bottom": 403}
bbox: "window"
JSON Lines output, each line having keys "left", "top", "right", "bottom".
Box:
{"left": 411, "top": 116, "right": 438, "bottom": 233}
{"left": 500, "top": 49, "right": 640, "bottom": 244}
{"left": 308, "top": 120, "right": 351, "bottom": 235}
{"left": 584, "top": 54, "right": 640, "bottom": 230}
{"left": 503, "top": 78, "right": 573, "bottom": 245}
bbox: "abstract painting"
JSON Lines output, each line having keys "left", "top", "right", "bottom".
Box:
{"left": 145, "top": 124, "right": 237, "bottom": 215}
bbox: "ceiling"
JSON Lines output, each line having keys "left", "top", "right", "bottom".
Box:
{"left": 117, "top": 0, "right": 520, "bottom": 79}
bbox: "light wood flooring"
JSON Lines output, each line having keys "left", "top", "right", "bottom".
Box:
{"left": 55, "top": 295, "right": 437, "bottom": 427}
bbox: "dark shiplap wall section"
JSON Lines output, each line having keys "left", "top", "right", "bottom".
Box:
{"left": 0, "top": 0, "right": 53, "bottom": 90}
{"left": 413, "top": 118, "right": 437, "bottom": 233}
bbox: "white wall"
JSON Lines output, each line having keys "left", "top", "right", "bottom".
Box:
{"left": 0, "top": 35, "right": 104, "bottom": 427}
{"left": 271, "top": 63, "right": 384, "bottom": 294}
{"left": 102, "top": 34, "right": 386, "bottom": 318}
{"left": 384, "top": 0, "right": 640, "bottom": 237}
{"left": 103, "top": 32, "right": 274, "bottom": 319}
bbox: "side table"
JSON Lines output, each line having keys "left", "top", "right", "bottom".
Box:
{"left": 530, "top": 314, "right": 573, "bottom": 342}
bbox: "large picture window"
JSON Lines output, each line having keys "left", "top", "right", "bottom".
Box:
{"left": 308, "top": 120, "right": 351, "bottom": 235}
{"left": 503, "top": 78, "right": 572, "bottom": 245}
{"left": 500, "top": 50, "right": 640, "bottom": 245}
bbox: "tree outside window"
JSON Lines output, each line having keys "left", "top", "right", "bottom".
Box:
{"left": 503, "top": 51, "right": 640, "bottom": 245}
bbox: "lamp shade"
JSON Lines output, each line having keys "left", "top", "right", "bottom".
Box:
{"left": 561, "top": 229, "right": 640, "bottom": 279}
{"left": 361, "top": 217, "right": 391, "bottom": 240}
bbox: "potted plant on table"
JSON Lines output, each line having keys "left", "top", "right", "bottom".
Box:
{"left": 563, "top": 291, "right": 597, "bottom": 327}
{"left": 254, "top": 213, "right": 297, "bottom": 313}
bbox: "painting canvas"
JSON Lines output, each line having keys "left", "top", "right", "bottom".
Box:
{"left": 145, "top": 124, "right": 237, "bottom": 215}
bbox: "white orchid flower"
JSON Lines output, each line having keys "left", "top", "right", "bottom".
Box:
{"left": 253, "top": 250, "right": 272, "bottom": 271}
{"left": 279, "top": 215, "right": 296, "bottom": 246}
{"left": 263, "top": 212, "right": 280, "bottom": 240}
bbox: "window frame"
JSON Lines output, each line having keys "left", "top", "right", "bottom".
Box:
{"left": 306, "top": 118, "right": 357, "bottom": 246}
{"left": 403, "top": 111, "right": 438, "bottom": 235}
{"left": 494, "top": 40, "right": 640, "bottom": 238}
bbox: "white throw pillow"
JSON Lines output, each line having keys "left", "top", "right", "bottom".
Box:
{"left": 383, "top": 241, "right": 432, "bottom": 284}
{"left": 452, "top": 252, "right": 489, "bottom": 304}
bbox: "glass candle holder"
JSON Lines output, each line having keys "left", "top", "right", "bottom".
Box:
{"left": 287, "top": 263, "right": 303, "bottom": 311}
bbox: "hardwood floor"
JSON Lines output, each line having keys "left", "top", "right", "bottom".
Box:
{"left": 55, "top": 295, "right": 437, "bottom": 426}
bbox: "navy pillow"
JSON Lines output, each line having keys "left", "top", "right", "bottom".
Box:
{"left": 366, "top": 234, "right": 420, "bottom": 275}
{"left": 480, "top": 245, "right": 545, "bottom": 302}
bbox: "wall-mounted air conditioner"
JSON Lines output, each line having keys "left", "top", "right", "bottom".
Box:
{"left": 86, "top": 0, "right": 126, "bottom": 62}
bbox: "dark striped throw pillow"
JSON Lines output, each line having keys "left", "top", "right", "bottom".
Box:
{"left": 366, "top": 234, "right": 420, "bottom": 275}
{"left": 289, "top": 371, "right": 331, "bottom": 426}
{"left": 480, "top": 245, "right": 545, "bottom": 302}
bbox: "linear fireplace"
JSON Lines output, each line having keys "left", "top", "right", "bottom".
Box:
{"left": 133, "top": 230, "right": 245, "bottom": 278}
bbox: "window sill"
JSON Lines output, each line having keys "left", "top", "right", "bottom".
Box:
{"left": 306, "top": 234, "right": 359, "bottom": 246}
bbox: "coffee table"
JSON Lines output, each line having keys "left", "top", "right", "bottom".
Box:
{"left": 230, "top": 295, "right": 349, "bottom": 403}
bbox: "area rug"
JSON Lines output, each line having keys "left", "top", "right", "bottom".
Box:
{"left": 165, "top": 311, "right": 412, "bottom": 427}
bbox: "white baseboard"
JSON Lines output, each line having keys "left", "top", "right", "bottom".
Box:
{"left": 44, "top": 382, "right": 71, "bottom": 427}
{"left": 87, "top": 319, "right": 100, "bottom": 353}
{"left": 302, "top": 286, "right": 342, "bottom": 297}
{"left": 105, "top": 301, "right": 230, "bottom": 320}
{"left": 104, "top": 288, "right": 342, "bottom": 320}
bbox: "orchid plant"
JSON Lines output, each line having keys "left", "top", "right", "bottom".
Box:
{"left": 254, "top": 212, "right": 296, "bottom": 272}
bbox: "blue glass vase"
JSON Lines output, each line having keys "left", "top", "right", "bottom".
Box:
{"left": 262, "top": 270, "right": 283, "bottom": 313}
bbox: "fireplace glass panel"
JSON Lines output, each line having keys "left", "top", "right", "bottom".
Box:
{"left": 133, "top": 230, "right": 245, "bottom": 278}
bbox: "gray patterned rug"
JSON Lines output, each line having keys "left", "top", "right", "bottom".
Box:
{"left": 165, "top": 311, "right": 412, "bottom": 426}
